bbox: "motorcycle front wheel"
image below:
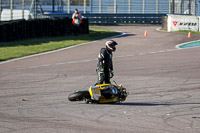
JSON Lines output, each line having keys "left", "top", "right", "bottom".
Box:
{"left": 68, "top": 90, "right": 90, "bottom": 101}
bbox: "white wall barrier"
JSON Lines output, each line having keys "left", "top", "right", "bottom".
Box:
{"left": 1, "top": 9, "right": 32, "bottom": 21}
{"left": 167, "top": 14, "right": 200, "bottom": 32}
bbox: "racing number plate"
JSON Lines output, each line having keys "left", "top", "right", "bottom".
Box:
{"left": 93, "top": 88, "right": 101, "bottom": 95}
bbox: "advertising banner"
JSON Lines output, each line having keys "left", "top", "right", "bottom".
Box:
{"left": 168, "top": 15, "right": 199, "bottom": 32}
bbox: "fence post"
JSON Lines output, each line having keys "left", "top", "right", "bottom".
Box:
{"left": 172, "top": 0, "right": 175, "bottom": 14}
{"left": 22, "top": 0, "right": 24, "bottom": 19}
{"left": 34, "top": 0, "right": 37, "bottom": 19}
{"left": 52, "top": 0, "right": 55, "bottom": 12}
{"left": 156, "top": 0, "right": 158, "bottom": 14}
{"left": 189, "top": 0, "right": 191, "bottom": 15}
{"left": 68, "top": 0, "right": 70, "bottom": 13}
{"left": 10, "top": 0, "right": 13, "bottom": 20}
{"left": 114, "top": 0, "right": 116, "bottom": 13}
{"left": 99, "top": 0, "right": 101, "bottom": 13}
{"left": 84, "top": 0, "right": 86, "bottom": 13}
{"left": 143, "top": 0, "right": 145, "bottom": 14}
{"left": 128, "top": 0, "right": 131, "bottom": 14}
{"left": 169, "top": 0, "right": 171, "bottom": 14}
{"left": 181, "top": 0, "right": 183, "bottom": 14}
{"left": 0, "top": 0, "right": 1, "bottom": 20}
{"left": 195, "top": 0, "right": 198, "bottom": 15}
{"left": 90, "top": 0, "right": 92, "bottom": 13}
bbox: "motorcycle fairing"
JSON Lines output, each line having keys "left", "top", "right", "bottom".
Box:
{"left": 89, "top": 86, "right": 101, "bottom": 101}
{"left": 89, "top": 84, "right": 124, "bottom": 103}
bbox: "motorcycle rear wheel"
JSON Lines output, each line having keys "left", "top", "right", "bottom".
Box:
{"left": 68, "top": 90, "right": 90, "bottom": 101}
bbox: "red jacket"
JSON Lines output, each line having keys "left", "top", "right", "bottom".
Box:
{"left": 72, "top": 13, "right": 82, "bottom": 24}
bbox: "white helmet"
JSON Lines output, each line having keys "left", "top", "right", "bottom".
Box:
{"left": 105, "top": 40, "right": 118, "bottom": 52}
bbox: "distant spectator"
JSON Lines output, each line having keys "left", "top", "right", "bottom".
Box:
{"left": 72, "top": 9, "right": 82, "bottom": 36}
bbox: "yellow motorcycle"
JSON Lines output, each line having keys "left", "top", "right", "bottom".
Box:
{"left": 68, "top": 83, "right": 128, "bottom": 104}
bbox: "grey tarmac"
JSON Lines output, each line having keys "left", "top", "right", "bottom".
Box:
{"left": 0, "top": 25, "right": 200, "bottom": 133}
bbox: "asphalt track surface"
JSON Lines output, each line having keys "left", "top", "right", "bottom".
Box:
{"left": 0, "top": 25, "right": 200, "bottom": 133}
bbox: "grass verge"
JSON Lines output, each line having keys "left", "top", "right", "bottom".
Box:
{"left": 177, "top": 30, "right": 200, "bottom": 34}
{"left": 0, "top": 28, "right": 120, "bottom": 61}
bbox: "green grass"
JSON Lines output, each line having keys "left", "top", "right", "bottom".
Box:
{"left": 0, "top": 28, "right": 120, "bottom": 61}
{"left": 177, "top": 30, "right": 200, "bottom": 34}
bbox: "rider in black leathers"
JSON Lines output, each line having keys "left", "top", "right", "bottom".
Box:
{"left": 96, "top": 40, "right": 118, "bottom": 84}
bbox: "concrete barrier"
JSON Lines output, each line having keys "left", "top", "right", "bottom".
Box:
{"left": 167, "top": 14, "right": 199, "bottom": 32}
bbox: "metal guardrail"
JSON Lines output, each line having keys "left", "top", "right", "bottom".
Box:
{"left": 42, "top": 13, "right": 166, "bottom": 24}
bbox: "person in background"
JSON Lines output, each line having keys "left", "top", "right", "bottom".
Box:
{"left": 72, "top": 9, "right": 82, "bottom": 36}
{"left": 96, "top": 40, "right": 118, "bottom": 84}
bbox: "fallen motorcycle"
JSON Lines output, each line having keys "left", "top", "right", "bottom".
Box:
{"left": 68, "top": 83, "right": 128, "bottom": 104}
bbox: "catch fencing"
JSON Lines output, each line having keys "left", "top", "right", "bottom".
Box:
{"left": 0, "top": 0, "right": 198, "bottom": 21}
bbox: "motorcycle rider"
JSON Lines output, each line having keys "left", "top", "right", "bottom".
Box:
{"left": 96, "top": 40, "right": 118, "bottom": 84}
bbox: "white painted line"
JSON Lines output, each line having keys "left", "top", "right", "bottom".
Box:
{"left": 28, "top": 66, "right": 40, "bottom": 69}
{"left": 9, "top": 27, "right": 200, "bottom": 71}
{"left": 115, "top": 55, "right": 125, "bottom": 58}
{"left": 41, "top": 64, "right": 51, "bottom": 67}
{"left": 55, "top": 62, "right": 66, "bottom": 65}
{"left": 79, "top": 60, "right": 92, "bottom": 63}
{"left": 166, "top": 49, "right": 177, "bottom": 52}
{"left": 16, "top": 58, "right": 96, "bottom": 70}
{"left": 148, "top": 51, "right": 157, "bottom": 54}
{"left": 139, "top": 53, "right": 146, "bottom": 55}
{"left": 16, "top": 43, "right": 200, "bottom": 71}
{"left": 17, "top": 67, "right": 27, "bottom": 70}
{"left": 124, "top": 54, "right": 135, "bottom": 57}
{"left": 157, "top": 50, "right": 165, "bottom": 53}
{"left": 67, "top": 61, "right": 79, "bottom": 64}
{"left": 15, "top": 47, "right": 186, "bottom": 70}
{"left": 0, "top": 31, "right": 126, "bottom": 65}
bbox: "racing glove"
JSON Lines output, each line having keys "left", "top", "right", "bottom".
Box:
{"left": 110, "top": 70, "right": 114, "bottom": 78}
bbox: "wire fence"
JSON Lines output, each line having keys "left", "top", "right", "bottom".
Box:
{"left": 172, "top": 0, "right": 198, "bottom": 15}
{"left": 0, "top": 0, "right": 198, "bottom": 21}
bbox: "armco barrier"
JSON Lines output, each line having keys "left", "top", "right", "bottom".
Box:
{"left": 0, "top": 18, "right": 89, "bottom": 42}
{"left": 43, "top": 13, "right": 165, "bottom": 24}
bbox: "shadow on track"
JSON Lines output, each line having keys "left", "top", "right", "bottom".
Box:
{"left": 110, "top": 102, "right": 200, "bottom": 106}
{"left": 116, "top": 33, "right": 136, "bottom": 38}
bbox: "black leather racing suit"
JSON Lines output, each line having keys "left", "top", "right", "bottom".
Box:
{"left": 97, "top": 48, "right": 113, "bottom": 84}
